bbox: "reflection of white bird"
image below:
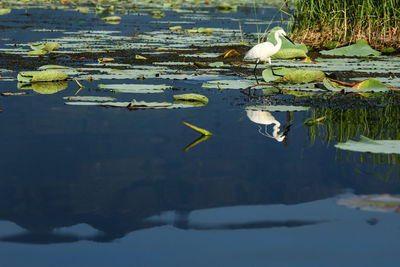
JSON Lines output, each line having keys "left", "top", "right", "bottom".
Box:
{"left": 246, "top": 109, "right": 285, "bottom": 142}
{"left": 244, "top": 29, "right": 294, "bottom": 84}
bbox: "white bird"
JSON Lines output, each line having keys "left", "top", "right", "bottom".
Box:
{"left": 246, "top": 109, "right": 285, "bottom": 142}
{"left": 244, "top": 29, "right": 294, "bottom": 84}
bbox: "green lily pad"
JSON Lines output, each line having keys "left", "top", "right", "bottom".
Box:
{"left": 262, "top": 67, "right": 296, "bottom": 82}
{"left": 335, "top": 135, "right": 400, "bottom": 154}
{"left": 173, "top": 93, "right": 209, "bottom": 105}
{"left": 320, "top": 39, "right": 381, "bottom": 57}
{"left": 17, "top": 70, "right": 68, "bottom": 83}
{"left": 28, "top": 50, "right": 47, "bottom": 56}
{"left": 323, "top": 78, "right": 389, "bottom": 92}
{"left": 0, "top": 8, "right": 11, "bottom": 15}
{"left": 63, "top": 96, "right": 116, "bottom": 102}
{"left": 43, "top": 42, "right": 60, "bottom": 52}
{"left": 30, "top": 42, "right": 45, "bottom": 51}
{"left": 263, "top": 68, "right": 325, "bottom": 83}
{"left": 38, "top": 65, "right": 70, "bottom": 70}
{"left": 102, "top": 16, "right": 122, "bottom": 22}
{"left": 272, "top": 48, "right": 307, "bottom": 59}
{"left": 280, "top": 70, "right": 325, "bottom": 83}
{"left": 98, "top": 83, "right": 171, "bottom": 93}
{"left": 338, "top": 194, "right": 400, "bottom": 213}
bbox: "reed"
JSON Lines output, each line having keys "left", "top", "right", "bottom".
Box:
{"left": 290, "top": 0, "right": 400, "bottom": 49}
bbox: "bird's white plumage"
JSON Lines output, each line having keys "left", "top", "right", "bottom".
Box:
{"left": 244, "top": 29, "right": 287, "bottom": 64}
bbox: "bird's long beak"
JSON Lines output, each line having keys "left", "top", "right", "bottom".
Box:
{"left": 284, "top": 35, "right": 295, "bottom": 45}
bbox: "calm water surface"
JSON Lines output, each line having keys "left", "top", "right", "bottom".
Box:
{"left": 0, "top": 5, "right": 400, "bottom": 266}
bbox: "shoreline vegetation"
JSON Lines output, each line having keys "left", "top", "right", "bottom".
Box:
{"left": 290, "top": 0, "right": 400, "bottom": 51}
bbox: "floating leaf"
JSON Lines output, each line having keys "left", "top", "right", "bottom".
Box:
{"left": 102, "top": 16, "right": 121, "bottom": 22}
{"left": 1, "top": 91, "right": 27, "bottom": 96}
{"left": 75, "top": 7, "right": 90, "bottom": 13}
{"left": 28, "top": 50, "right": 47, "bottom": 56}
{"left": 262, "top": 67, "right": 296, "bottom": 82}
{"left": 0, "top": 8, "right": 11, "bottom": 15}
{"left": 338, "top": 194, "right": 400, "bottom": 213}
{"left": 173, "top": 93, "right": 209, "bottom": 105}
{"left": 323, "top": 78, "right": 389, "bottom": 93}
{"left": 43, "top": 42, "right": 60, "bottom": 52}
{"left": 183, "top": 121, "right": 213, "bottom": 136}
{"left": 335, "top": 135, "right": 400, "bottom": 154}
{"left": 202, "top": 79, "right": 253, "bottom": 90}
{"left": 169, "top": 26, "right": 182, "bottom": 31}
{"left": 320, "top": 39, "right": 381, "bottom": 57}
{"left": 38, "top": 65, "right": 70, "bottom": 70}
{"left": 17, "top": 70, "right": 68, "bottom": 83}
{"left": 30, "top": 42, "right": 45, "bottom": 51}
{"left": 219, "top": 49, "right": 240, "bottom": 58}
{"left": 98, "top": 83, "right": 171, "bottom": 93}
{"left": 135, "top": 55, "right": 147, "bottom": 60}
{"left": 150, "top": 10, "right": 164, "bottom": 18}
{"left": 353, "top": 78, "right": 388, "bottom": 90}
{"left": 98, "top": 58, "right": 114, "bottom": 64}
{"left": 63, "top": 96, "right": 116, "bottom": 101}
{"left": 208, "top": 61, "right": 224, "bottom": 68}
{"left": 280, "top": 70, "right": 325, "bottom": 83}
{"left": 272, "top": 48, "right": 307, "bottom": 59}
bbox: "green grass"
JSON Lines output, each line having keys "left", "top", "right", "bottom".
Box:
{"left": 291, "top": 0, "right": 400, "bottom": 49}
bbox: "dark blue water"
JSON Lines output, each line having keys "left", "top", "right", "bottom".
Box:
{"left": 0, "top": 6, "right": 400, "bottom": 266}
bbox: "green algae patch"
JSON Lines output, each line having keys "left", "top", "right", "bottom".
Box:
{"left": 320, "top": 39, "right": 381, "bottom": 57}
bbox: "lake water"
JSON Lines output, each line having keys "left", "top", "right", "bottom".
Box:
{"left": 0, "top": 3, "right": 400, "bottom": 266}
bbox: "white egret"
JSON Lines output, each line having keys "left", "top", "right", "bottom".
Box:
{"left": 244, "top": 29, "right": 294, "bottom": 84}
{"left": 246, "top": 109, "right": 285, "bottom": 142}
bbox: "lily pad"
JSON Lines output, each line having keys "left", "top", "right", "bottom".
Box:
{"left": 263, "top": 68, "right": 325, "bottom": 83}
{"left": 98, "top": 83, "right": 171, "bottom": 93}
{"left": 102, "top": 16, "right": 122, "bottom": 22}
{"left": 338, "top": 194, "right": 400, "bottom": 213}
{"left": 28, "top": 50, "right": 47, "bottom": 56}
{"left": 0, "top": 8, "right": 11, "bottom": 15}
{"left": 262, "top": 67, "right": 296, "bottom": 82}
{"left": 272, "top": 48, "right": 307, "bottom": 59}
{"left": 173, "top": 93, "right": 209, "bottom": 105}
{"left": 63, "top": 96, "right": 116, "bottom": 102}
{"left": 38, "top": 65, "right": 70, "bottom": 70}
{"left": 43, "top": 42, "right": 60, "bottom": 52}
{"left": 280, "top": 70, "right": 325, "bottom": 83}
{"left": 320, "top": 39, "right": 381, "bottom": 57}
{"left": 335, "top": 135, "right": 400, "bottom": 154}
{"left": 17, "top": 70, "right": 68, "bottom": 83}
{"left": 323, "top": 78, "right": 389, "bottom": 92}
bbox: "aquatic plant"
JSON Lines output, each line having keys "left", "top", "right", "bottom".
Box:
{"left": 291, "top": 0, "right": 400, "bottom": 49}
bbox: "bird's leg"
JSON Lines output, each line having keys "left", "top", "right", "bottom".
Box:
{"left": 270, "top": 65, "right": 283, "bottom": 77}
{"left": 253, "top": 60, "right": 259, "bottom": 84}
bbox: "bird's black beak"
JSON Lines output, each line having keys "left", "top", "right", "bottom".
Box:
{"left": 284, "top": 35, "right": 295, "bottom": 45}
